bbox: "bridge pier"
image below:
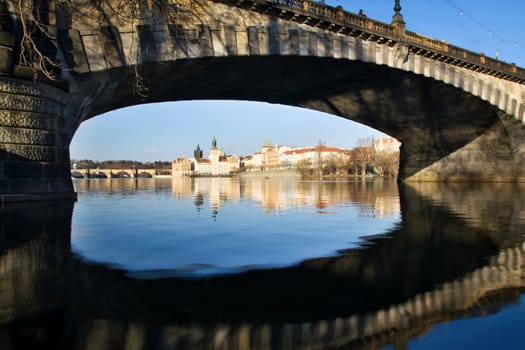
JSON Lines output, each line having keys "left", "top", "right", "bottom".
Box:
{"left": 0, "top": 0, "right": 524, "bottom": 200}
{"left": 0, "top": 78, "right": 77, "bottom": 202}
{"left": 398, "top": 112, "right": 525, "bottom": 182}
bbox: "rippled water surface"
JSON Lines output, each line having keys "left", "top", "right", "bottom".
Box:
{"left": 1, "top": 177, "right": 525, "bottom": 349}
{"left": 71, "top": 177, "right": 401, "bottom": 277}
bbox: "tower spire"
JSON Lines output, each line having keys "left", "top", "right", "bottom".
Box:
{"left": 194, "top": 144, "right": 203, "bottom": 158}
{"left": 391, "top": 0, "right": 405, "bottom": 36}
{"left": 394, "top": 0, "right": 401, "bottom": 15}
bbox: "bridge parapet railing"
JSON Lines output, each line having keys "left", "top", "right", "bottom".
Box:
{"left": 264, "top": 0, "right": 525, "bottom": 81}
{"left": 447, "top": 45, "right": 522, "bottom": 76}
{"left": 404, "top": 31, "right": 449, "bottom": 53}
{"left": 342, "top": 12, "right": 394, "bottom": 36}
{"left": 302, "top": 0, "right": 338, "bottom": 18}
{"left": 270, "top": 0, "right": 394, "bottom": 37}
{"left": 272, "top": 0, "right": 337, "bottom": 18}
{"left": 406, "top": 29, "right": 525, "bottom": 79}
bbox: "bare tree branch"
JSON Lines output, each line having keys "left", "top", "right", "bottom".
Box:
{"left": 16, "top": 0, "right": 62, "bottom": 80}
{"left": 12, "top": 0, "right": 205, "bottom": 94}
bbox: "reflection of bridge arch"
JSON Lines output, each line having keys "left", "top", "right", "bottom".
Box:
{"left": 2, "top": 184, "right": 525, "bottom": 348}
{"left": 2, "top": 0, "right": 525, "bottom": 200}
{"left": 0, "top": 190, "right": 525, "bottom": 350}
{"left": 65, "top": 244, "right": 525, "bottom": 350}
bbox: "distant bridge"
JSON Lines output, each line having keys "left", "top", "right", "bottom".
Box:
{"left": 71, "top": 168, "right": 160, "bottom": 179}
{"left": 1, "top": 0, "right": 525, "bottom": 200}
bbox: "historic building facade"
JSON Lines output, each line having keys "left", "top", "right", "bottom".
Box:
{"left": 172, "top": 138, "right": 240, "bottom": 177}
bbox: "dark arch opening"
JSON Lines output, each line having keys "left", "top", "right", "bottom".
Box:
{"left": 113, "top": 171, "right": 132, "bottom": 178}
{"left": 74, "top": 56, "right": 507, "bottom": 181}
{"left": 91, "top": 172, "right": 108, "bottom": 179}
{"left": 137, "top": 173, "right": 153, "bottom": 178}
{"left": 71, "top": 171, "right": 85, "bottom": 179}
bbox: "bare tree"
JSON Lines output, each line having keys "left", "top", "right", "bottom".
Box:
{"left": 13, "top": 0, "right": 66, "bottom": 80}
{"left": 323, "top": 154, "right": 338, "bottom": 176}
{"left": 295, "top": 159, "right": 313, "bottom": 178}
{"left": 354, "top": 137, "right": 373, "bottom": 176}
{"left": 372, "top": 150, "right": 400, "bottom": 177}
{"left": 314, "top": 140, "right": 325, "bottom": 178}
{"left": 9, "top": 0, "right": 204, "bottom": 95}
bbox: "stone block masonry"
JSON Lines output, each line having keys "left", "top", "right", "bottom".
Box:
{"left": 1, "top": 0, "right": 525, "bottom": 200}
{"left": 0, "top": 78, "right": 76, "bottom": 202}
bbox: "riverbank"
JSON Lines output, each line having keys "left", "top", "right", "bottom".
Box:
{"left": 239, "top": 169, "right": 301, "bottom": 178}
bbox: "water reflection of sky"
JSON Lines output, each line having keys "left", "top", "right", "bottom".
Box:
{"left": 5, "top": 179, "right": 525, "bottom": 349}
{"left": 383, "top": 294, "right": 525, "bottom": 350}
{"left": 71, "top": 178, "right": 401, "bottom": 277}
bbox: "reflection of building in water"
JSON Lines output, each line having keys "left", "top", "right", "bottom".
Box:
{"left": 260, "top": 180, "right": 282, "bottom": 213}
{"left": 241, "top": 177, "right": 300, "bottom": 213}
{"left": 295, "top": 181, "right": 354, "bottom": 210}
{"left": 171, "top": 177, "right": 193, "bottom": 198}
{"left": 172, "top": 137, "right": 240, "bottom": 176}
{"left": 208, "top": 178, "right": 222, "bottom": 215}
{"left": 373, "top": 195, "right": 401, "bottom": 218}
{"left": 180, "top": 178, "right": 241, "bottom": 217}
{"left": 5, "top": 190, "right": 525, "bottom": 349}
{"left": 170, "top": 176, "right": 400, "bottom": 217}
{"left": 241, "top": 178, "right": 402, "bottom": 215}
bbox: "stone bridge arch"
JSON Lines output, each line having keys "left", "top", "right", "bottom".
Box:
{"left": 91, "top": 170, "right": 111, "bottom": 178}
{"left": 1, "top": 0, "right": 525, "bottom": 200}
{"left": 112, "top": 170, "right": 132, "bottom": 178}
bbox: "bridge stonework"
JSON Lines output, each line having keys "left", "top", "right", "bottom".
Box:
{"left": 71, "top": 168, "right": 156, "bottom": 178}
{"left": 2, "top": 0, "right": 525, "bottom": 200}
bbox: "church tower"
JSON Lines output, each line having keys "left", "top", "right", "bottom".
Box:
{"left": 194, "top": 144, "right": 203, "bottom": 159}
{"left": 209, "top": 136, "right": 220, "bottom": 165}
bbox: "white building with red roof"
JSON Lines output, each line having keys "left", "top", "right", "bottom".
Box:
{"left": 172, "top": 137, "right": 240, "bottom": 176}
{"left": 373, "top": 138, "right": 401, "bottom": 155}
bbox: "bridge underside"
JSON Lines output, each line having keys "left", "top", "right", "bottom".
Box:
{"left": 1, "top": 56, "right": 525, "bottom": 200}
{"left": 85, "top": 56, "right": 525, "bottom": 182}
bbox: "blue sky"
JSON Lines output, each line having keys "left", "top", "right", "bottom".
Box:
{"left": 70, "top": 0, "right": 525, "bottom": 161}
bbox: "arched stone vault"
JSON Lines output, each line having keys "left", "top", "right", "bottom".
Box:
{"left": 79, "top": 56, "right": 514, "bottom": 182}
{"left": 1, "top": 0, "right": 525, "bottom": 200}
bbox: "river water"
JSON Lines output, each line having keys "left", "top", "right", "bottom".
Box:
{"left": 1, "top": 177, "right": 525, "bottom": 349}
